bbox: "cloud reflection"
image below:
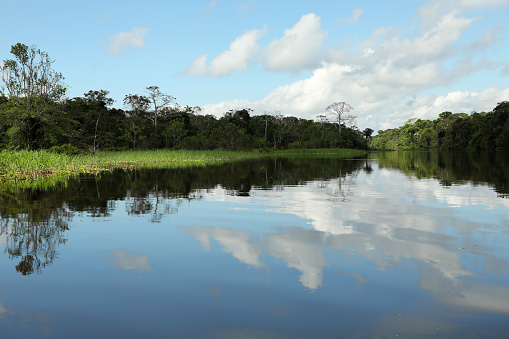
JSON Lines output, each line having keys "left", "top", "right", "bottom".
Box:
{"left": 105, "top": 250, "right": 154, "bottom": 273}
{"left": 265, "top": 228, "right": 328, "bottom": 290}
{"left": 188, "top": 163, "right": 509, "bottom": 304}
{"left": 444, "top": 282, "right": 509, "bottom": 314}
{"left": 186, "top": 226, "right": 264, "bottom": 268}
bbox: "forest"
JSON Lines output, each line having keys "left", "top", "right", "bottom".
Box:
{"left": 370, "top": 101, "right": 509, "bottom": 150}
{"left": 0, "top": 43, "right": 369, "bottom": 154}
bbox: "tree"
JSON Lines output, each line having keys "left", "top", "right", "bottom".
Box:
{"left": 439, "top": 111, "right": 452, "bottom": 120}
{"left": 145, "top": 86, "right": 175, "bottom": 129}
{"left": 165, "top": 119, "right": 187, "bottom": 147}
{"left": 83, "top": 90, "right": 114, "bottom": 152}
{"left": 325, "top": 102, "right": 356, "bottom": 135}
{"left": 0, "top": 43, "right": 67, "bottom": 149}
{"left": 1, "top": 43, "right": 66, "bottom": 110}
{"left": 362, "top": 128, "right": 374, "bottom": 140}
{"left": 123, "top": 94, "right": 150, "bottom": 149}
{"left": 123, "top": 93, "right": 150, "bottom": 119}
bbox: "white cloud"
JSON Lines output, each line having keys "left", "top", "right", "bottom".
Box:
{"left": 418, "top": 0, "right": 509, "bottom": 30}
{"left": 182, "top": 28, "right": 265, "bottom": 76}
{"left": 374, "top": 87, "right": 509, "bottom": 130}
{"left": 339, "top": 8, "right": 364, "bottom": 24}
{"left": 194, "top": 2, "right": 508, "bottom": 131}
{"left": 107, "top": 27, "right": 149, "bottom": 54}
{"left": 414, "top": 87, "right": 509, "bottom": 115}
{"left": 262, "top": 13, "right": 328, "bottom": 71}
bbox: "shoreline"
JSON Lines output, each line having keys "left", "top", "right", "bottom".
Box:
{"left": 0, "top": 149, "right": 368, "bottom": 188}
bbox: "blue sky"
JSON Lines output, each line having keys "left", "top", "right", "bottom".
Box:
{"left": 1, "top": 0, "right": 508, "bottom": 132}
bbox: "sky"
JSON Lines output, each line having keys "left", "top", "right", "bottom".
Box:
{"left": 1, "top": 0, "right": 508, "bottom": 132}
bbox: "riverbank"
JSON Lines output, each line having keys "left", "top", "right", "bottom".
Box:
{"left": 0, "top": 148, "right": 367, "bottom": 186}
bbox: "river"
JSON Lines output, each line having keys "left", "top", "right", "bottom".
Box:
{"left": 1, "top": 151, "right": 508, "bottom": 338}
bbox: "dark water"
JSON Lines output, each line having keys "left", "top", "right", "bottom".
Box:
{"left": 1, "top": 151, "right": 509, "bottom": 338}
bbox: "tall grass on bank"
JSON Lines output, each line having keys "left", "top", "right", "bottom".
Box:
{"left": 0, "top": 150, "right": 80, "bottom": 182}
{"left": 90, "top": 149, "right": 262, "bottom": 167}
{"left": 0, "top": 148, "right": 368, "bottom": 189}
{"left": 0, "top": 149, "right": 264, "bottom": 184}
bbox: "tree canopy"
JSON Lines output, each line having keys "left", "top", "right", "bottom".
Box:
{"left": 370, "top": 101, "right": 509, "bottom": 150}
{"left": 0, "top": 43, "right": 370, "bottom": 152}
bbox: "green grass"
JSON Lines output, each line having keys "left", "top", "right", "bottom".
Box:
{"left": 0, "top": 148, "right": 368, "bottom": 189}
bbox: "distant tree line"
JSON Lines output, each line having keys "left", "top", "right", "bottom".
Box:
{"left": 370, "top": 101, "right": 509, "bottom": 150}
{"left": 0, "top": 43, "right": 369, "bottom": 153}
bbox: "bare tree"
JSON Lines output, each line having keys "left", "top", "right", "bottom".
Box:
{"left": 325, "top": 102, "right": 356, "bottom": 134}
{"left": 145, "top": 86, "right": 175, "bottom": 129}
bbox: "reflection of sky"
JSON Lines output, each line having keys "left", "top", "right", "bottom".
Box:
{"left": 0, "top": 233, "right": 7, "bottom": 246}
{"left": 189, "top": 162, "right": 509, "bottom": 306}
{"left": 2, "top": 161, "right": 509, "bottom": 337}
{"left": 186, "top": 226, "right": 264, "bottom": 268}
{"left": 104, "top": 250, "right": 154, "bottom": 273}
{"left": 0, "top": 303, "right": 12, "bottom": 318}
{"left": 264, "top": 228, "right": 328, "bottom": 290}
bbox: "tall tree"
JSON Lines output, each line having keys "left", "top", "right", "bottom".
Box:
{"left": 145, "top": 86, "right": 175, "bottom": 129}
{"left": 325, "top": 102, "right": 356, "bottom": 135}
{"left": 0, "top": 43, "right": 67, "bottom": 149}
{"left": 1, "top": 43, "right": 66, "bottom": 110}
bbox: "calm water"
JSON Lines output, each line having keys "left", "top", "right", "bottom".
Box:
{"left": 1, "top": 151, "right": 509, "bottom": 338}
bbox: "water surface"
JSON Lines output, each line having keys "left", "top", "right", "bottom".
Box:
{"left": 1, "top": 151, "right": 509, "bottom": 338}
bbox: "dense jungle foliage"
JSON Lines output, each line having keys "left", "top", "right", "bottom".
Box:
{"left": 0, "top": 43, "right": 368, "bottom": 153}
{"left": 370, "top": 101, "right": 509, "bottom": 150}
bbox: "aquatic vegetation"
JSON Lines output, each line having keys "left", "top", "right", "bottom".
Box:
{"left": 0, "top": 148, "right": 368, "bottom": 191}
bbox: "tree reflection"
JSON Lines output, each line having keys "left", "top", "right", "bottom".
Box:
{"left": 0, "top": 155, "right": 366, "bottom": 275}
{"left": 0, "top": 190, "right": 71, "bottom": 275}
{"left": 373, "top": 150, "right": 509, "bottom": 197}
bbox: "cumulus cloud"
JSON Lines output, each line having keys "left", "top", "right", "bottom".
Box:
{"left": 262, "top": 13, "right": 328, "bottom": 71}
{"left": 191, "top": 2, "right": 509, "bottom": 131}
{"left": 182, "top": 28, "right": 265, "bottom": 76}
{"left": 107, "top": 27, "right": 149, "bottom": 54}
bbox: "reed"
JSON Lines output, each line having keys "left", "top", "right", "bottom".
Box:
{"left": 0, "top": 148, "right": 368, "bottom": 187}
